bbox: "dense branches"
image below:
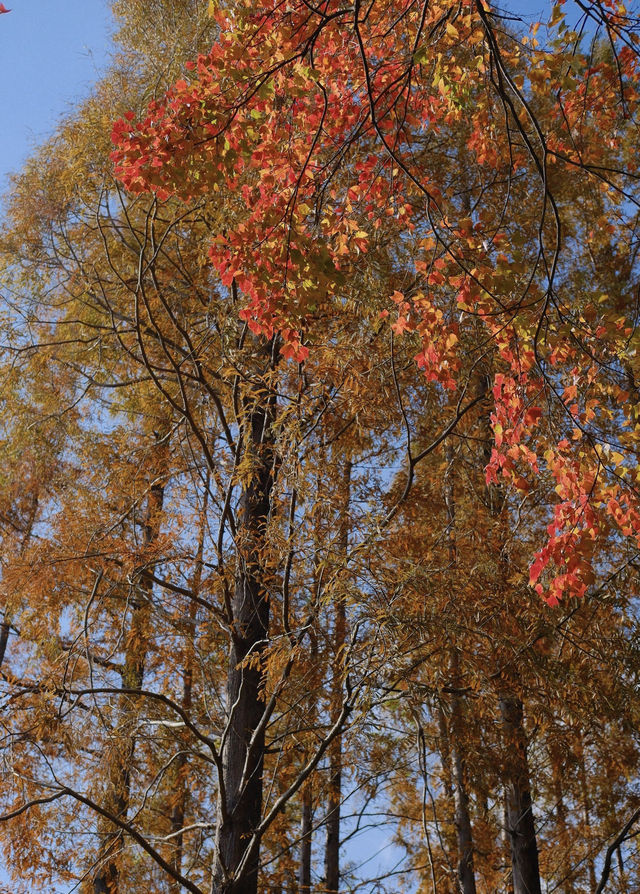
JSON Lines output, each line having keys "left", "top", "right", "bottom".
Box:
{"left": 1, "top": 1, "right": 640, "bottom": 893}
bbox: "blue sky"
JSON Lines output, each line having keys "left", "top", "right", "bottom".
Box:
{"left": 0, "top": 0, "right": 113, "bottom": 194}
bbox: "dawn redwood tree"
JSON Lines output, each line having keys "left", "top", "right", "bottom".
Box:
{"left": 2, "top": 1, "right": 640, "bottom": 893}
{"left": 109, "top": 9, "right": 640, "bottom": 884}
{"left": 0, "top": 11, "right": 411, "bottom": 889}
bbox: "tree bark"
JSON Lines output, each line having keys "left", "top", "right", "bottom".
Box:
{"left": 212, "top": 341, "right": 277, "bottom": 894}
{"left": 477, "top": 372, "right": 542, "bottom": 894}
{"left": 324, "top": 459, "right": 351, "bottom": 894}
{"left": 499, "top": 695, "right": 541, "bottom": 894}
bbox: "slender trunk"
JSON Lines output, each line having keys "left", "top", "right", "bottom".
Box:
{"left": 449, "top": 679, "right": 477, "bottom": 894}
{"left": 499, "top": 695, "right": 541, "bottom": 894}
{"left": 168, "top": 479, "right": 209, "bottom": 894}
{"left": 299, "top": 627, "right": 317, "bottom": 894}
{"left": 578, "top": 745, "right": 597, "bottom": 892}
{"left": 551, "top": 752, "right": 572, "bottom": 894}
{"left": 435, "top": 700, "right": 458, "bottom": 866}
{"left": 94, "top": 433, "right": 167, "bottom": 894}
{"left": 324, "top": 460, "right": 351, "bottom": 894}
{"left": 0, "top": 616, "right": 11, "bottom": 669}
{"left": 299, "top": 781, "right": 313, "bottom": 894}
{"left": 444, "top": 445, "right": 477, "bottom": 894}
{"left": 323, "top": 599, "right": 344, "bottom": 894}
{"left": 502, "top": 798, "right": 515, "bottom": 894}
{"left": 167, "top": 637, "right": 194, "bottom": 894}
{"left": 212, "top": 340, "right": 277, "bottom": 894}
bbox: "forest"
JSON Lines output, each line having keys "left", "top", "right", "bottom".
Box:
{"left": 0, "top": 0, "right": 639, "bottom": 892}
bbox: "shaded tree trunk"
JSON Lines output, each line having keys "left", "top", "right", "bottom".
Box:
{"left": 212, "top": 341, "right": 277, "bottom": 894}
{"left": 324, "top": 460, "right": 351, "bottom": 894}
{"left": 477, "top": 370, "right": 541, "bottom": 894}
{"left": 499, "top": 695, "right": 541, "bottom": 894}
{"left": 502, "top": 798, "right": 515, "bottom": 894}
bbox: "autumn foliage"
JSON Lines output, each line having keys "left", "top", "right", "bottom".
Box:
{"left": 111, "top": 0, "right": 640, "bottom": 606}
{"left": 0, "top": 1, "right": 640, "bottom": 893}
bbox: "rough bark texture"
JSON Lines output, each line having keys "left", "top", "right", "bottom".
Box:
{"left": 212, "top": 344, "right": 277, "bottom": 894}
{"left": 499, "top": 695, "right": 542, "bottom": 894}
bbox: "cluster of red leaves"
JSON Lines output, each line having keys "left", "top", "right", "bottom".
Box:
{"left": 111, "top": 0, "right": 640, "bottom": 604}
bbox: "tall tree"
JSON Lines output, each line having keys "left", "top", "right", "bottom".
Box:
{"left": 2, "top": 3, "right": 640, "bottom": 894}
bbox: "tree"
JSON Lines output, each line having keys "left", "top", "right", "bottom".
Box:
{"left": 112, "top": 0, "right": 640, "bottom": 603}
{"left": 2, "top": 2, "right": 640, "bottom": 893}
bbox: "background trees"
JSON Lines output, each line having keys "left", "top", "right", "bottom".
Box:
{"left": 1, "top": 1, "right": 640, "bottom": 892}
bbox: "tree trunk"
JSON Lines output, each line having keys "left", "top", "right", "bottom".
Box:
{"left": 435, "top": 700, "right": 458, "bottom": 866}
{"left": 168, "top": 478, "right": 209, "bottom": 894}
{"left": 299, "top": 781, "right": 313, "bottom": 894}
{"left": 449, "top": 693, "right": 477, "bottom": 894}
{"left": 299, "top": 624, "right": 317, "bottom": 894}
{"left": 551, "top": 750, "right": 572, "bottom": 894}
{"left": 478, "top": 374, "right": 541, "bottom": 894}
{"left": 443, "top": 444, "right": 477, "bottom": 894}
{"left": 212, "top": 341, "right": 277, "bottom": 894}
{"left": 324, "top": 600, "right": 344, "bottom": 894}
{"left": 578, "top": 744, "right": 597, "bottom": 892}
{"left": 324, "top": 460, "right": 351, "bottom": 894}
{"left": 499, "top": 695, "right": 541, "bottom": 894}
{"left": 94, "top": 432, "right": 167, "bottom": 894}
{"left": 501, "top": 798, "right": 515, "bottom": 894}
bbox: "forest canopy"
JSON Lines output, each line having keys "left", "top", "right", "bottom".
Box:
{"left": 0, "top": 1, "right": 640, "bottom": 893}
